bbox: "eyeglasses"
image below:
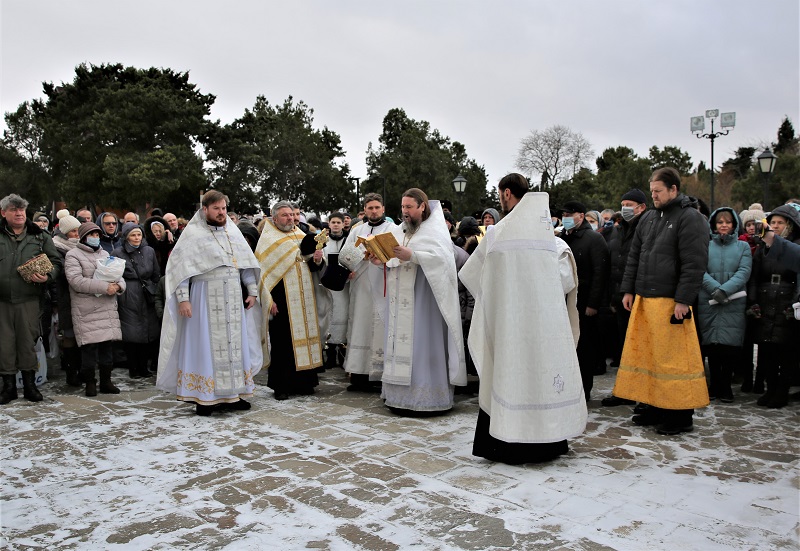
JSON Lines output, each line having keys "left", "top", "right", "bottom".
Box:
{"left": 104, "top": 221, "right": 117, "bottom": 226}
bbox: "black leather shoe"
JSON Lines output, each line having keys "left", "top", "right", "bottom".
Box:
{"left": 632, "top": 414, "right": 660, "bottom": 426}
{"left": 195, "top": 404, "right": 214, "bottom": 416}
{"left": 655, "top": 423, "right": 693, "bottom": 435}
{"left": 633, "top": 403, "right": 649, "bottom": 414}
{"left": 601, "top": 396, "right": 635, "bottom": 407}
{"left": 227, "top": 399, "right": 252, "bottom": 410}
{"left": 275, "top": 393, "right": 289, "bottom": 401}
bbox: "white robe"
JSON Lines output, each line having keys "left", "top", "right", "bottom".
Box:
{"left": 381, "top": 201, "right": 467, "bottom": 411}
{"left": 459, "top": 192, "right": 587, "bottom": 443}
{"left": 342, "top": 219, "right": 394, "bottom": 379}
{"left": 157, "top": 212, "right": 263, "bottom": 404}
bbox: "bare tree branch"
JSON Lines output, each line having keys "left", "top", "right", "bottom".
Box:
{"left": 516, "top": 125, "right": 594, "bottom": 189}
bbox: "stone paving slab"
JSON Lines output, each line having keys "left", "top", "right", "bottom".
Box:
{"left": 0, "top": 361, "right": 798, "bottom": 550}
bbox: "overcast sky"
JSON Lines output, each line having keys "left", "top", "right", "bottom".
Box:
{"left": 2, "top": 0, "right": 798, "bottom": 191}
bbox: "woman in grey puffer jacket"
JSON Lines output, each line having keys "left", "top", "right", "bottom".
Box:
{"left": 65, "top": 222, "right": 126, "bottom": 396}
{"left": 112, "top": 222, "right": 162, "bottom": 379}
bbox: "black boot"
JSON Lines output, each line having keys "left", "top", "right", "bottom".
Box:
{"left": 632, "top": 405, "right": 662, "bottom": 426}
{"left": 717, "top": 363, "right": 734, "bottom": 403}
{"left": 0, "top": 374, "right": 18, "bottom": 405}
{"left": 740, "top": 361, "right": 754, "bottom": 393}
{"left": 63, "top": 347, "right": 83, "bottom": 387}
{"left": 99, "top": 366, "right": 120, "bottom": 394}
{"left": 765, "top": 366, "right": 790, "bottom": 409}
{"left": 656, "top": 409, "right": 694, "bottom": 435}
{"left": 83, "top": 367, "right": 97, "bottom": 397}
{"left": 21, "top": 371, "right": 43, "bottom": 402}
{"left": 753, "top": 365, "right": 765, "bottom": 394}
{"left": 757, "top": 364, "right": 778, "bottom": 407}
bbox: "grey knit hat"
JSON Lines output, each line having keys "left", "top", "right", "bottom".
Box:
{"left": 58, "top": 214, "right": 81, "bottom": 235}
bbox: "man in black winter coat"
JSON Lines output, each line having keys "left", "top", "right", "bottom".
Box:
{"left": 601, "top": 189, "right": 648, "bottom": 407}
{"left": 559, "top": 200, "right": 609, "bottom": 401}
{"left": 613, "top": 167, "right": 710, "bottom": 436}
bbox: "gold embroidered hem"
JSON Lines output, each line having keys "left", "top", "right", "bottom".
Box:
{"left": 176, "top": 394, "right": 254, "bottom": 406}
{"left": 176, "top": 368, "right": 256, "bottom": 404}
{"left": 613, "top": 296, "right": 709, "bottom": 410}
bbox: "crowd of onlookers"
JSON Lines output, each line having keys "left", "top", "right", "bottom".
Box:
{"left": 3, "top": 190, "right": 799, "bottom": 411}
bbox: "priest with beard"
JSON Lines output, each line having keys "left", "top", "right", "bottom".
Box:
{"left": 156, "top": 190, "right": 263, "bottom": 416}
{"left": 342, "top": 193, "right": 395, "bottom": 391}
{"left": 459, "top": 173, "right": 587, "bottom": 464}
{"left": 373, "top": 188, "right": 467, "bottom": 415}
{"left": 256, "top": 200, "right": 325, "bottom": 400}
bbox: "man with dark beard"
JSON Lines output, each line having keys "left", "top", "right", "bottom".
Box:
{"left": 156, "top": 190, "right": 263, "bottom": 416}
{"left": 256, "top": 200, "right": 325, "bottom": 400}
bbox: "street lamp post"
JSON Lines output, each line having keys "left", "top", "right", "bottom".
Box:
{"left": 348, "top": 177, "right": 360, "bottom": 212}
{"left": 452, "top": 174, "right": 467, "bottom": 217}
{"left": 691, "top": 109, "right": 735, "bottom": 210}
{"left": 756, "top": 148, "right": 777, "bottom": 210}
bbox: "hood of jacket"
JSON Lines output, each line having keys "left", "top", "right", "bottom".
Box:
{"left": 767, "top": 203, "right": 800, "bottom": 240}
{"left": 95, "top": 211, "right": 120, "bottom": 239}
{"left": 481, "top": 208, "right": 500, "bottom": 225}
{"left": 708, "top": 206, "right": 741, "bottom": 244}
{"left": 143, "top": 215, "right": 168, "bottom": 244}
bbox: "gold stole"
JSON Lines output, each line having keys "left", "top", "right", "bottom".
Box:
{"left": 256, "top": 222, "right": 323, "bottom": 371}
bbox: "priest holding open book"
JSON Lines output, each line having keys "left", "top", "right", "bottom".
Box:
{"left": 368, "top": 188, "right": 467, "bottom": 416}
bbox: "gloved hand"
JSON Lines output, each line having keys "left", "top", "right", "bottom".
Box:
{"left": 711, "top": 288, "right": 729, "bottom": 304}
{"left": 746, "top": 304, "right": 762, "bottom": 318}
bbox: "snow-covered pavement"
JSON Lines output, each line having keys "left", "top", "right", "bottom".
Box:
{"left": 1, "top": 361, "right": 798, "bottom": 550}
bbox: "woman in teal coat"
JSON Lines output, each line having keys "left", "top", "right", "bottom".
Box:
{"left": 697, "top": 207, "right": 752, "bottom": 403}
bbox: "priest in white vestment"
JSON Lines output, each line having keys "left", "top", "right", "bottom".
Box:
{"left": 459, "top": 174, "right": 587, "bottom": 463}
{"left": 376, "top": 188, "right": 467, "bottom": 415}
{"left": 256, "top": 201, "right": 325, "bottom": 400}
{"left": 342, "top": 193, "right": 394, "bottom": 391}
{"left": 157, "top": 191, "right": 263, "bottom": 416}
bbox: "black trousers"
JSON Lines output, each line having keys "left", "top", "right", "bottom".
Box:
{"left": 576, "top": 310, "right": 600, "bottom": 399}
{"left": 702, "top": 343, "right": 739, "bottom": 397}
{"left": 81, "top": 341, "right": 113, "bottom": 370}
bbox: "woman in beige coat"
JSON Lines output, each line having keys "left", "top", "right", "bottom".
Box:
{"left": 65, "top": 222, "right": 126, "bottom": 396}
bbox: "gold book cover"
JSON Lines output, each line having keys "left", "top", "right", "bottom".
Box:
{"left": 356, "top": 232, "right": 399, "bottom": 263}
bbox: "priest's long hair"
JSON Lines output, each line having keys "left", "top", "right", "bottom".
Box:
{"left": 402, "top": 188, "right": 431, "bottom": 221}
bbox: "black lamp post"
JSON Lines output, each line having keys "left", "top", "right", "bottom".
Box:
{"left": 691, "top": 110, "right": 735, "bottom": 210}
{"left": 348, "top": 177, "right": 360, "bottom": 212}
{"left": 757, "top": 148, "right": 777, "bottom": 210}
{"left": 452, "top": 174, "right": 467, "bottom": 217}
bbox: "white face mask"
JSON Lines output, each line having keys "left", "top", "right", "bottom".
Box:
{"left": 621, "top": 206, "right": 636, "bottom": 222}
{"left": 589, "top": 223, "right": 598, "bottom": 231}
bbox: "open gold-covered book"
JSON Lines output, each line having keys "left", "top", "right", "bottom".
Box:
{"left": 356, "top": 232, "right": 399, "bottom": 263}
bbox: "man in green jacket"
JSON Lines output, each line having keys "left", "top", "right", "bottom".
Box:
{"left": 0, "top": 194, "right": 62, "bottom": 404}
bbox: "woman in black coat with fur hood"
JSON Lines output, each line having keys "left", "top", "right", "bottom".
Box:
{"left": 143, "top": 215, "right": 175, "bottom": 276}
{"left": 112, "top": 222, "right": 162, "bottom": 378}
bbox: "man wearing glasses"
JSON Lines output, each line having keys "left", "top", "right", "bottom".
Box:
{"left": 95, "top": 212, "right": 121, "bottom": 254}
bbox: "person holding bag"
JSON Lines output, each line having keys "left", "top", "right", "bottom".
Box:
{"left": 65, "top": 222, "right": 126, "bottom": 396}
{"left": 112, "top": 222, "right": 162, "bottom": 379}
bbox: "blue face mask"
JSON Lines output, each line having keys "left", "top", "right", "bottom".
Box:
{"left": 561, "top": 216, "right": 576, "bottom": 231}
{"left": 86, "top": 236, "right": 101, "bottom": 248}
